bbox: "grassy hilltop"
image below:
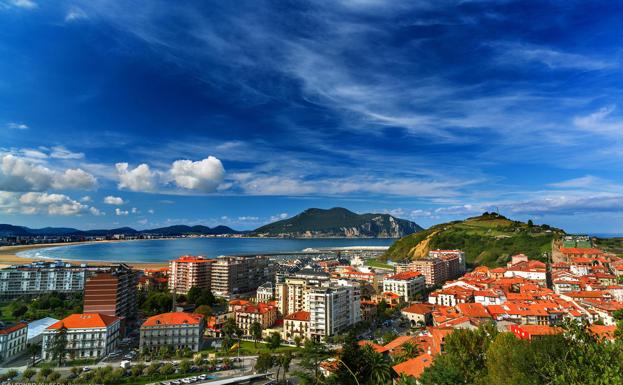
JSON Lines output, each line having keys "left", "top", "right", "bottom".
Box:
{"left": 384, "top": 212, "right": 564, "bottom": 267}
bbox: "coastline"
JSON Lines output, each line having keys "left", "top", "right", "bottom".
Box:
{"left": 0, "top": 236, "right": 395, "bottom": 270}
{"left": 0, "top": 240, "right": 169, "bottom": 269}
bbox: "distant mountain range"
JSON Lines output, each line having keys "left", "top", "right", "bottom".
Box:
{"left": 253, "top": 207, "right": 423, "bottom": 238}
{"left": 0, "top": 207, "right": 424, "bottom": 239}
{"left": 0, "top": 224, "right": 240, "bottom": 237}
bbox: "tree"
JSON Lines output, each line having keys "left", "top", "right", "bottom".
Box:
{"left": 46, "top": 371, "right": 61, "bottom": 382}
{"left": 180, "top": 359, "right": 192, "bottom": 373}
{"left": 294, "top": 335, "right": 303, "bottom": 348}
{"left": 485, "top": 332, "right": 538, "bottom": 385}
{"left": 50, "top": 325, "right": 68, "bottom": 366}
{"left": 281, "top": 351, "right": 292, "bottom": 382}
{"left": 397, "top": 342, "right": 420, "bottom": 363}
{"left": 250, "top": 321, "right": 263, "bottom": 348}
{"left": 527, "top": 219, "right": 534, "bottom": 227}
{"left": 297, "top": 339, "right": 327, "bottom": 385}
{"left": 22, "top": 368, "right": 36, "bottom": 380}
{"left": 145, "top": 362, "right": 159, "bottom": 377}
{"left": 266, "top": 331, "right": 282, "bottom": 351}
{"left": 160, "top": 363, "right": 175, "bottom": 376}
{"left": 12, "top": 304, "right": 28, "bottom": 318}
{"left": 26, "top": 343, "right": 40, "bottom": 366}
{"left": 131, "top": 363, "right": 145, "bottom": 377}
{"left": 255, "top": 352, "right": 274, "bottom": 373}
{"left": 195, "top": 304, "right": 213, "bottom": 318}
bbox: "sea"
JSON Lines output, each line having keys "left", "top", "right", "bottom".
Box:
{"left": 16, "top": 237, "right": 394, "bottom": 263}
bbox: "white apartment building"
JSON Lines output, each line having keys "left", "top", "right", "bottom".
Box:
{"left": 382, "top": 271, "right": 426, "bottom": 302}
{"left": 275, "top": 270, "right": 329, "bottom": 316}
{"left": 168, "top": 256, "right": 214, "bottom": 294}
{"left": 308, "top": 284, "right": 361, "bottom": 340}
{"left": 256, "top": 282, "right": 274, "bottom": 302}
{"left": 0, "top": 323, "right": 27, "bottom": 364}
{"left": 42, "top": 313, "right": 121, "bottom": 360}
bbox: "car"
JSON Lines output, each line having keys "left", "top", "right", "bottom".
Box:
{"left": 82, "top": 367, "right": 91, "bottom": 372}
{"left": 181, "top": 379, "right": 191, "bottom": 384}
{"left": 190, "top": 376, "right": 198, "bottom": 381}
{"left": 171, "top": 381, "right": 181, "bottom": 385}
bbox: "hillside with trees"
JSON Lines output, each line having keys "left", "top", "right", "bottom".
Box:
{"left": 384, "top": 213, "right": 564, "bottom": 267}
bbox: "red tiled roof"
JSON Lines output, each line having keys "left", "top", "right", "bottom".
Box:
{"left": 172, "top": 255, "right": 215, "bottom": 263}
{"left": 142, "top": 312, "right": 203, "bottom": 327}
{"left": 560, "top": 248, "right": 603, "bottom": 255}
{"left": 48, "top": 313, "right": 120, "bottom": 330}
{"left": 387, "top": 271, "right": 423, "bottom": 280}
{"left": 0, "top": 322, "right": 27, "bottom": 335}
{"left": 456, "top": 303, "right": 491, "bottom": 319}
{"left": 358, "top": 340, "right": 385, "bottom": 353}
{"left": 284, "top": 311, "right": 310, "bottom": 321}
{"left": 383, "top": 336, "right": 419, "bottom": 352}
{"left": 392, "top": 354, "right": 434, "bottom": 378}
{"left": 402, "top": 303, "right": 434, "bottom": 314}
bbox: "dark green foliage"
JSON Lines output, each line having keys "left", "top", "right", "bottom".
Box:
{"left": 1, "top": 292, "right": 83, "bottom": 322}
{"left": 187, "top": 286, "right": 216, "bottom": 306}
{"left": 420, "top": 321, "right": 623, "bottom": 385}
{"left": 139, "top": 288, "right": 173, "bottom": 316}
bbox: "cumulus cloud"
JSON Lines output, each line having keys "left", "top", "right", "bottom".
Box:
{"left": 116, "top": 163, "right": 157, "bottom": 192}
{"left": 8, "top": 192, "right": 102, "bottom": 216}
{"left": 115, "top": 208, "right": 129, "bottom": 216}
{"left": 7, "top": 122, "right": 29, "bottom": 130}
{"left": 104, "top": 195, "right": 125, "bottom": 205}
{"left": 170, "top": 156, "right": 225, "bottom": 192}
{"left": 0, "top": 154, "right": 97, "bottom": 192}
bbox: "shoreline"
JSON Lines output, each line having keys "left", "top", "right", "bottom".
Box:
{"left": 0, "top": 240, "right": 170, "bottom": 269}
{"left": 0, "top": 236, "right": 393, "bottom": 270}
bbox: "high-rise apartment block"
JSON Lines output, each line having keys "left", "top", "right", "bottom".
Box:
{"left": 308, "top": 284, "right": 361, "bottom": 340}
{"left": 210, "top": 256, "right": 274, "bottom": 297}
{"left": 168, "top": 256, "right": 214, "bottom": 294}
{"left": 83, "top": 264, "right": 139, "bottom": 323}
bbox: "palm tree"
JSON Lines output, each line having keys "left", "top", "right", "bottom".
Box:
{"left": 395, "top": 373, "right": 418, "bottom": 385}
{"left": 397, "top": 342, "right": 420, "bottom": 363}
{"left": 365, "top": 350, "right": 392, "bottom": 385}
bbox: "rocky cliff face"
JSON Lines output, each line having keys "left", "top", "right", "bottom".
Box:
{"left": 254, "top": 207, "right": 423, "bottom": 238}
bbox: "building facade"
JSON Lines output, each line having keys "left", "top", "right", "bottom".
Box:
{"left": 283, "top": 311, "right": 310, "bottom": 342}
{"left": 168, "top": 256, "right": 214, "bottom": 294}
{"left": 140, "top": 312, "right": 205, "bottom": 353}
{"left": 382, "top": 272, "right": 426, "bottom": 302}
{"left": 42, "top": 313, "right": 121, "bottom": 360}
{"left": 308, "top": 284, "right": 361, "bottom": 340}
{"left": 83, "top": 264, "right": 139, "bottom": 323}
{"left": 256, "top": 282, "right": 274, "bottom": 302}
{"left": 275, "top": 270, "right": 329, "bottom": 316}
{"left": 210, "top": 256, "right": 274, "bottom": 297}
{"left": 0, "top": 323, "right": 27, "bottom": 364}
{"left": 0, "top": 261, "right": 106, "bottom": 299}
{"left": 234, "top": 303, "right": 277, "bottom": 336}
{"left": 409, "top": 258, "right": 447, "bottom": 287}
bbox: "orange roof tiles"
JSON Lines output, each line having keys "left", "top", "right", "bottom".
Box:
{"left": 402, "top": 303, "right": 434, "bottom": 314}
{"left": 0, "top": 322, "right": 27, "bottom": 335}
{"left": 48, "top": 313, "right": 120, "bottom": 330}
{"left": 172, "top": 255, "right": 215, "bottom": 263}
{"left": 387, "top": 271, "right": 423, "bottom": 280}
{"left": 456, "top": 303, "right": 491, "bottom": 319}
{"left": 358, "top": 340, "right": 386, "bottom": 353}
{"left": 142, "top": 312, "right": 203, "bottom": 327}
{"left": 383, "top": 335, "right": 419, "bottom": 352}
{"left": 392, "top": 354, "right": 434, "bottom": 378}
{"left": 284, "top": 311, "right": 310, "bottom": 321}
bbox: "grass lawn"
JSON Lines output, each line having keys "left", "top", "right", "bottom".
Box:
{"left": 204, "top": 340, "right": 301, "bottom": 357}
{"left": 366, "top": 258, "right": 393, "bottom": 269}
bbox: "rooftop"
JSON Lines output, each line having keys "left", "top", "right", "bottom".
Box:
{"left": 142, "top": 312, "right": 204, "bottom": 327}
{"left": 48, "top": 313, "right": 120, "bottom": 330}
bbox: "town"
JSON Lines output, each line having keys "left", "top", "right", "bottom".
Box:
{"left": 1, "top": 235, "right": 622, "bottom": 384}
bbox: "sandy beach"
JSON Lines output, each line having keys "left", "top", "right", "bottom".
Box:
{"left": 0, "top": 241, "right": 169, "bottom": 269}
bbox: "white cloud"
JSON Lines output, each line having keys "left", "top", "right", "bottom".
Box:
{"left": 104, "top": 195, "right": 125, "bottom": 205}
{"left": 115, "top": 208, "right": 129, "bottom": 216}
{"left": 14, "top": 192, "right": 100, "bottom": 216}
{"left": 137, "top": 219, "right": 148, "bottom": 225}
{"left": 269, "top": 213, "right": 289, "bottom": 222}
{"left": 170, "top": 156, "right": 225, "bottom": 192}
{"left": 50, "top": 146, "right": 84, "bottom": 160}
{"left": 6, "top": 122, "right": 29, "bottom": 130}
{"left": 573, "top": 105, "right": 623, "bottom": 137}
{"left": 238, "top": 216, "right": 259, "bottom": 221}
{"left": 131, "top": 207, "right": 139, "bottom": 214}
{"left": 116, "top": 162, "right": 157, "bottom": 192}
{"left": 0, "top": 154, "right": 97, "bottom": 192}
{"left": 65, "top": 7, "right": 88, "bottom": 21}
{"left": 147, "top": 209, "right": 155, "bottom": 214}
{"left": 81, "top": 196, "right": 92, "bottom": 202}
{"left": 9, "top": 0, "right": 36, "bottom": 8}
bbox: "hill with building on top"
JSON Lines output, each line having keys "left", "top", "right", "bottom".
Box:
{"left": 384, "top": 212, "right": 565, "bottom": 267}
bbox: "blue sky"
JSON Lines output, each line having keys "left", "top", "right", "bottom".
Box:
{"left": 2, "top": 0, "right": 623, "bottom": 233}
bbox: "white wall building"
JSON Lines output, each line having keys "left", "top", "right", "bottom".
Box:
{"left": 0, "top": 323, "right": 27, "bottom": 364}
{"left": 382, "top": 271, "right": 426, "bottom": 302}
{"left": 308, "top": 284, "right": 361, "bottom": 340}
{"left": 42, "top": 313, "right": 121, "bottom": 360}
